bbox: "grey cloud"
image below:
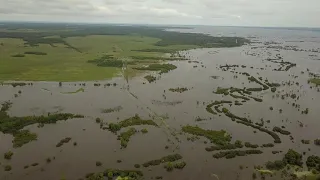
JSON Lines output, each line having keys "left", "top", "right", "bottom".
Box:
{"left": 0, "top": 0, "right": 319, "bottom": 27}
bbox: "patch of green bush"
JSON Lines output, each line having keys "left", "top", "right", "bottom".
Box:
{"left": 182, "top": 125, "right": 231, "bottom": 145}
{"left": 144, "top": 75, "right": 157, "bottom": 83}
{"left": 169, "top": 87, "right": 188, "bottom": 93}
{"left": 310, "top": 78, "right": 320, "bottom": 86}
{"left": 245, "top": 142, "right": 259, "bottom": 148}
{"left": 302, "top": 140, "right": 310, "bottom": 144}
{"left": 261, "top": 143, "right": 274, "bottom": 148}
{"left": 164, "top": 162, "right": 174, "bottom": 172}
{"left": 96, "top": 161, "right": 102, "bottom": 167}
{"left": 230, "top": 87, "right": 252, "bottom": 95}
{"left": 213, "top": 150, "right": 263, "bottom": 159}
{"left": 266, "top": 160, "right": 286, "bottom": 170}
{"left": 283, "top": 149, "right": 303, "bottom": 166}
{"left": 119, "top": 128, "right": 136, "bottom": 148}
{"left": 211, "top": 100, "right": 232, "bottom": 106}
{"left": 164, "top": 161, "right": 186, "bottom": 172}
{"left": 273, "top": 127, "right": 291, "bottom": 135}
{"left": 230, "top": 94, "right": 250, "bottom": 101}
{"left": 95, "top": 118, "right": 101, "bottom": 123}
{"left": 56, "top": 137, "right": 72, "bottom": 147}
{"left": 306, "top": 155, "right": 320, "bottom": 170}
{"left": 206, "top": 104, "right": 217, "bottom": 115}
{"left": 98, "top": 168, "right": 143, "bottom": 179}
{"left": 266, "top": 149, "right": 303, "bottom": 171}
{"left": 250, "top": 97, "right": 263, "bottom": 102}
{"left": 101, "top": 106, "right": 123, "bottom": 114}
{"left": 142, "top": 154, "right": 183, "bottom": 167}
{"left": 247, "top": 88, "right": 263, "bottom": 92}
{"left": 205, "top": 140, "right": 243, "bottom": 151}
{"left": 222, "top": 108, "right": 251, "bottom": 123}
{"left": 0, "top": 101, "right": 12, "bottom": 112}
{"left": 108, "top": 115, "right": 157, "bottom": 133}
{"left": 214, "top": 87, "right": 230, "bottom": 95}
{"left": 4, "top": 165, "right": 12, "bottom": 171}
{"left": 0, "top": 102, "right": 83, "bottom": 135}
{"left": 236, "top": 121, "right": 281, "bottom": 143}
{"left": 141, "top": 128, "right": 148, "bottom": 134}
{"left": 173, "top": 161, "right": 186, "bottom": 169}
{"left": 13, "top": 130, "right": 38, "bottom": 148}
{"left": 4, "top": 151, "right": 13, "bottom": 160}
{"left": 31, "top": 163, "right": 39, "bottom": 166}
{"left": 248, "top": 76, "right": 269, "bottom": 90}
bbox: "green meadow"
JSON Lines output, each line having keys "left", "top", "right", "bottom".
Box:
{"left": 0, "top": 24, "right": 247, "bottom": 81}
{"left": 1, "top": 36, "right": 180, "bottom": 81}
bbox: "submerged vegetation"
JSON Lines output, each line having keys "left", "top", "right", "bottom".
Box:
{"left": 182, "top": 125, "right": 231, "bottom": 145}
{"left": 309, "top": 78, "right": 320, "bottom": 86}
{"left": 164, "top": 161, "right": 186, "bottom": 171}
{"left": 61, "top": 88, "right": 84, "bottom": 94}
{"left": 108, "top": 115, "right": 158, "bottom": 133}
{"left": 273, "top": 126, "right": 291, "bottom": 135}
{"left": 142, "top": 154, "right": 183, "bottom": 167}
{"left": 86, "top": 168, "right": 143, "bottom": 180}
{"left": 56, "top": 137, "right": 72, "bottom": 147}
{"left": 4, "top": 151, "right": 14, "bottom": 160}
{"left": 169, "top": 87, "right": 189, "bottom": 93}
{"left": 205, "top": 140, "right": 243, "bottom": 151}
{"left": 0, "top": 101, "right": 83, "bottom": 134}
{"left": 213, "top": 150, "right": 263, "bottom": 159}
{"left": 119, "top": 128, "right": 137, "bottom": 148}
{"left": 306, "top": 155, "right": 320, "bottom": 171}
{"left": 211, "top": 106, "right": 282, "bottom": 144}
{"left": 0, "top": 112, "right": 83, "bottom": 134}
{"left": 101, "top": 106, "right": 123, "bottom": 114}
{"left": 4, "top": 165, "right": 12, "bottom": 171}
{"left": 0, "top": 101, "right": 83, "bottom": 147}
{"left": 265, "top": 149, "right": 303, "bottom": 171}
{"left": 245, "top": 142, "right": 259, "bottom": 148}
{"left": 144, "top": 75, "right": 157, "bottom": 83}
{"left": 133, "top": 64, "right": 177, "bottom": 74}
{"left": 13, "top": 130, "right": 38, "bottom": 148}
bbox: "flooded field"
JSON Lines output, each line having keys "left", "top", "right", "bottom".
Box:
{"left": 1, "top": 27, "right": 320, "bottom": 180}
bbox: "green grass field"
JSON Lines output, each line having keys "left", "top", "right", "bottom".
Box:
{"left": 310, "top": 78, "right": 320, "bottom": 86}
{"left": 0, "top": 23, "right": 247, "bottom": 82}
{"left": 0, "top": 35, "right": 196, "bottom": 81}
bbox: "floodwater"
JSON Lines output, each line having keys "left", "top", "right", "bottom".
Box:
{"left": 1, "top": 27, "right": 320, "bottom": 180}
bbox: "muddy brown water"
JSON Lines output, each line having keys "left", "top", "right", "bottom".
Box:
{"left": 1, "top": 27, "right": 320, "bottom": 180}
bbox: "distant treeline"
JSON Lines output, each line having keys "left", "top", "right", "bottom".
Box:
{"left": 0, "top": 23, "right": 249, "bottom": 49}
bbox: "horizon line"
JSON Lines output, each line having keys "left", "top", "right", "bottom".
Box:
{"left": 0, "top": 20, "right": 320, "bottom": 29}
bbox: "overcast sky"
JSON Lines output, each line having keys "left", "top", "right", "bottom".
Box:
{"left": 1, "top": 0, "right": 319, "bottom": 27}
